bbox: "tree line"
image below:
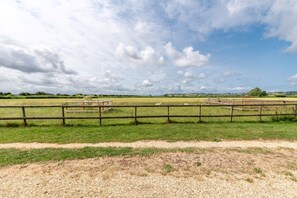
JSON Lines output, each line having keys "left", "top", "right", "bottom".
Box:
{"left": 1, "top": 87, "right": 297, "bottom": 99}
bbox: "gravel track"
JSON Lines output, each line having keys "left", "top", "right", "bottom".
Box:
{"left": 1, "top": 149, "right": 297, "bottom": 197}
{"left": 0, "top": 140, "right": 297, "bottom": 149}
{"left": 1, "top": 141, "right": 297, "bottom": 197}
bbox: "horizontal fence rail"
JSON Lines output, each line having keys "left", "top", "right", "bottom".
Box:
{"left": 1, "top": 103, "right": 297, "bottom": 108}
{"left": 0, "top": 103, "right": 297, "bottom": 126}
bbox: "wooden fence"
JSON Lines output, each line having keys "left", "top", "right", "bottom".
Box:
{"left": 64, "top": 100, "right": 112, "bottom": 113}
{"left": 203, "top": 98, "right": 297, "bottom": 111}
{"left": 0, "top": 103, "right": 297, "bottom": 126}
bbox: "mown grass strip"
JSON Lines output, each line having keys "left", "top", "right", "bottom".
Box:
{"left": 0, "top": 122, "right": 296, "bottom": 144}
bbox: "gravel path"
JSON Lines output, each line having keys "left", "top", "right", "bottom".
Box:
{"left": 1, "top": 150, "right": 297, "bottom": 197}
{"left": 1, "top": 141, "right": 297, "bottom": 197}
{"left": 0, "top": 140, "right": 297, "bottom": 149}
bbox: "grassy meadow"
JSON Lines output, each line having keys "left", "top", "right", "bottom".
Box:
{"left": 0, "top": 97, "right": 297, "bottom": 166}
{"left": 0, "top": 97, "right": 296, "bottom": 126}
{"left": 0, "top": 97, "right": 296, "bottom": 144}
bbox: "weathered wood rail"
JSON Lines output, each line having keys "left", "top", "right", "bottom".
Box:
{"left": 204, "top": 98, "right": 297, "bottom": 111}
{"left": 64, "top": 100, "right": 112, "bottom": 113}
{"left": 0, "top": 103, "right": 297, "bottom": 126}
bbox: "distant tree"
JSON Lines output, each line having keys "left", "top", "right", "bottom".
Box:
{"left": 35, "top": 91, "right": 53, "bottom": 95}
{"left": 56, "top": 93, "right": 70, "bottom": 96}
{"left": 259, "top": 90, "right": 267, "bottom": 97}
{"left": 246, "top": 87, "right": 267, "bottom": 97}
{"left": 19, "top": 92, "right": 31, "bottom": 96}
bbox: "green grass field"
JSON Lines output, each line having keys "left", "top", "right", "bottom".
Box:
{"left": 0, "top": 122, "right": 297, "bottom": 143}
{"left": 1, "top": 97, "right": 296, "bottom": 126}
{"left": 0, "top": 98, "right": 296, "bottom": 144}
{"left": 0, "top": 98, "right": 296, "bottom": 167}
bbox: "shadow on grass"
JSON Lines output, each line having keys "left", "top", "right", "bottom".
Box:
{"left": 0, "top": 118, "right": 296, "bottom": 128}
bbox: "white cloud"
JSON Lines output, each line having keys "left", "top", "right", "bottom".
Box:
{"left": 164, "top": 42, "right": 179, "bottom": 58}
{"left": 199, "top": 86, "right": 208, "bottom": 91}
{"left": 175, "top": 47, "right": 210, "bottom": 67}
{"left": 163, "top": 0, "right": 297, "bottom": 52}
{"left": 228, "top": 86, "right": 251, "bottom": 91}
{"left": 0, "top": 0, "right": 296, "bottom": 94}
{"left": 142, "top": 80, "right": 153, "bottom": 87}
{"left": 223, "top": 71, "right": 240, "bottom": 78}
{"left": 177, "top": 70, "right": 206, "bottom": 79}
{"left": 177, "top": 70, "right": 184, "bottom": 75}
{"left": 140, "top": 46, "right": 156, "bottom": 61}
{"left": 184, "top": 72, "right": 193, "bottom": 78}
{"left": 163, "top": 0, "right": 272, "bottom": 35}
{"left": 158, "top": 57, "right": 165, "bottom": 65}
{"left": 115, "top": 43, "right": 141, "bottom": 60}
{"left": 0, "top": 0, "right": 173, "bottom": 94}
{"left": 178, "top": 71, "right": 207, "bottom": 85}
{"left": 289, "top": 74, "right": 297, "bottom": 81}
{"left": 0, "top": 41, "right": 76, "bottom": 74}
{"left": 115, "top": 43, "right": 164, "bottom": 66}
{"left": 164, "top": 42, "right": 210, "bottom": 67}
{"left": 264, "top": 0, "right": 297, "bottom": 52}
{"left": 149, "top": 71, "right": 167, "bottom": 82}
{"left": 115, "top": 42, "right": 210, "bottom": 68}
{"left": 198, "top": 73, "right": 206, "bottom": 79}
{"left": 134, "top": 21, "right": 154, "bottom": 36}
{"left": 288, "top": 74, "right": 297, "bottom": 85}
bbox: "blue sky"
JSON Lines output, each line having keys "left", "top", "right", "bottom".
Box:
{"left": 0, "top": 0, "right": 297, "bottom": 94}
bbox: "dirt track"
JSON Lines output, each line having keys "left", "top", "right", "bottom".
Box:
{"left": 0, "top": 140, "right": 297, "bottom": 149}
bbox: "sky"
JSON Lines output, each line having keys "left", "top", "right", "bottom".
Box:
{"left": 0, "top": 0, "right": 297, "bottom": 95}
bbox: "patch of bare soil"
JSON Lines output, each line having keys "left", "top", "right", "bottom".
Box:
{"left": 0, "top": 148, "right": 297, "bottom": 197}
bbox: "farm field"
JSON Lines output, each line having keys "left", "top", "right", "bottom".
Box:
{"left": 1, "top": 97, "right": 297, "bottom": 126}
{"left": 0, "top": 97, "right": 297, "bottom": 197}
{"left": 0, "top": 97, "right": 297, "bottom": 144}
{"left": 2, "top": 0, "right": 297, "bottom": 196}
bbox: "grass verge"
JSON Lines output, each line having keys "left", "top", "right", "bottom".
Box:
{"left": 0, "top": 122, "right": 296, "bottom": 143}
{"left": 0, "top": 147, "right": 163, "bottom": 167}
{"left": 0, "top": 147, "right": 280, "bottom": 167}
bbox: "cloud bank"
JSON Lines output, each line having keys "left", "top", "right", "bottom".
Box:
{"left": 0, "top": 0, "right": 296, "bottom": 94}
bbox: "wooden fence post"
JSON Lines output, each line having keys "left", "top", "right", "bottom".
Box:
{"left": 230, "top": 105, "right": 234, "bottom": 122}
{"left": 167, "top": 106, "right": 170, "bottom": 123}
{"left": 198, "top": 105, "right": 202, "bottom": 123}
{"left": 99, "top": 106, "right": 102, "bottom": 126}
{"left": 22, "top": 106, "right": 27, "bottom": 126}
{"left": 259, "top": 105, "right": 262, "bottom": 122}
{"left": 61, "top": 106, "right": 65, "bottom": 126}
{"left": 134, "top": 106, "right": 137, "bottom": 125}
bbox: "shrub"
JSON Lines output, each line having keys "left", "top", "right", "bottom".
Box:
{"left": 246, "top": 87, "right": 267, "bottom": 97}
{"left": 271, "top": 115, "right": 296, "bottom": 122}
